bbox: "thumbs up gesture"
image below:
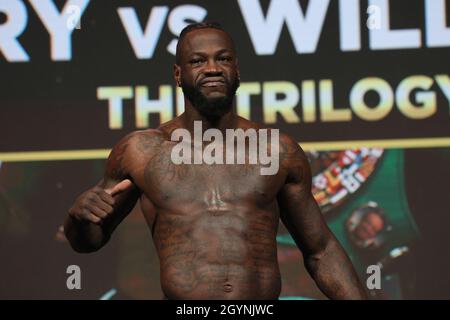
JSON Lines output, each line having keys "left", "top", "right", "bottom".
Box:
{"left": 68, "top": 179, "right": 134, "bottom": 225}
{"left": 104, "top": 179, "right": 134, "bottom": 196}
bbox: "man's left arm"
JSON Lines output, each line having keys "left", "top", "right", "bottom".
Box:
{"left": 277, "top": 136, "right": 367, "bottom": 299}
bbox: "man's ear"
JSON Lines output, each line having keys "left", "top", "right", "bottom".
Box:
{"left": 173, "top": 64, "right": 181, "bottom": 87}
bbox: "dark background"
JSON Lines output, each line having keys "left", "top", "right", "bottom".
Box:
{"left": 0, "top": 0, "right": 449, "bottom": 299}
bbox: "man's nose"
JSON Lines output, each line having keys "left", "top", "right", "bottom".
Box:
{"left": 203, "top": 59, "right": 223, "bottom": 76}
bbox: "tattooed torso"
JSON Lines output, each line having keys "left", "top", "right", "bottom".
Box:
{"left": 119, "top": 117, "right": 299, "bottom": 299}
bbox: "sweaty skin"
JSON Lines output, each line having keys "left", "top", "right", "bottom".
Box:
{"left": 65, "top": 27, "right": 367, "bottom": 300}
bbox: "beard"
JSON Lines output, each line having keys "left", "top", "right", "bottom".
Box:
{"left": 181, "top": 76, "right": 240, "bottom": 120}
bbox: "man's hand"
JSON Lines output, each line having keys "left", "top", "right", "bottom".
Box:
{"left": 68, "top": 179, "right": 133, "bottom": 225}
{"left": 65, "top": 132, "right": 144, "bottom": 253}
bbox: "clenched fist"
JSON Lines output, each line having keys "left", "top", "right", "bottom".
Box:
{"left": 68, "top": 179, "right": 133, "bottom": 225}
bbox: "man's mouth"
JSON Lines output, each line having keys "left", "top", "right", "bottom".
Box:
{"left": 200, "top": 77, "right": 225, "bottom": 87}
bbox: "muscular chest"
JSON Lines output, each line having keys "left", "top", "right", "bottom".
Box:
{"left": 134, "top": 146, "right": 285, "bottom": 207}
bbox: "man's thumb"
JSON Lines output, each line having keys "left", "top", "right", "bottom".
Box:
{"left": 105, "top": 179, "right": 133, "bottom": 196}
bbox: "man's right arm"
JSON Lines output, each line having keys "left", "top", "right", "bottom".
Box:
{"left": 64, "top": 133, "right": 141, "bottom": 253}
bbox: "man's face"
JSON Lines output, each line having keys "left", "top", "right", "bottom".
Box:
{"left": 174, "top": 28, "right": 240, "bottom": 119}
{"left": 354, "top": 212, "right": 385, "bottom": 241}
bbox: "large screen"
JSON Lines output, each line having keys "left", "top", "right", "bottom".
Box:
{"left": 0, "top": 0, "right": 449, "bottom": 299}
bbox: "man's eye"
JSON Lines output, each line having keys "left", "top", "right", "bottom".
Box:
{"left": 218, "top": 56, "right": 232, "bottom": 62}
{"left": 190, "top": 59, "right": 204, "bottom": 65}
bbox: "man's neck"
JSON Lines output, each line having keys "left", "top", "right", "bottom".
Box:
{"left": 181, "top": 104, "right": 237, "bottom": 135}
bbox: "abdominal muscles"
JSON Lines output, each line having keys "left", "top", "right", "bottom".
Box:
{"left": 154, "top": 208, "right": 281, "bottom": 299}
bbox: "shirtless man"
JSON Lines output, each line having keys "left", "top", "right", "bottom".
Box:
{"left": 64, "top": 22, "right": 367, "bottom": 300}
